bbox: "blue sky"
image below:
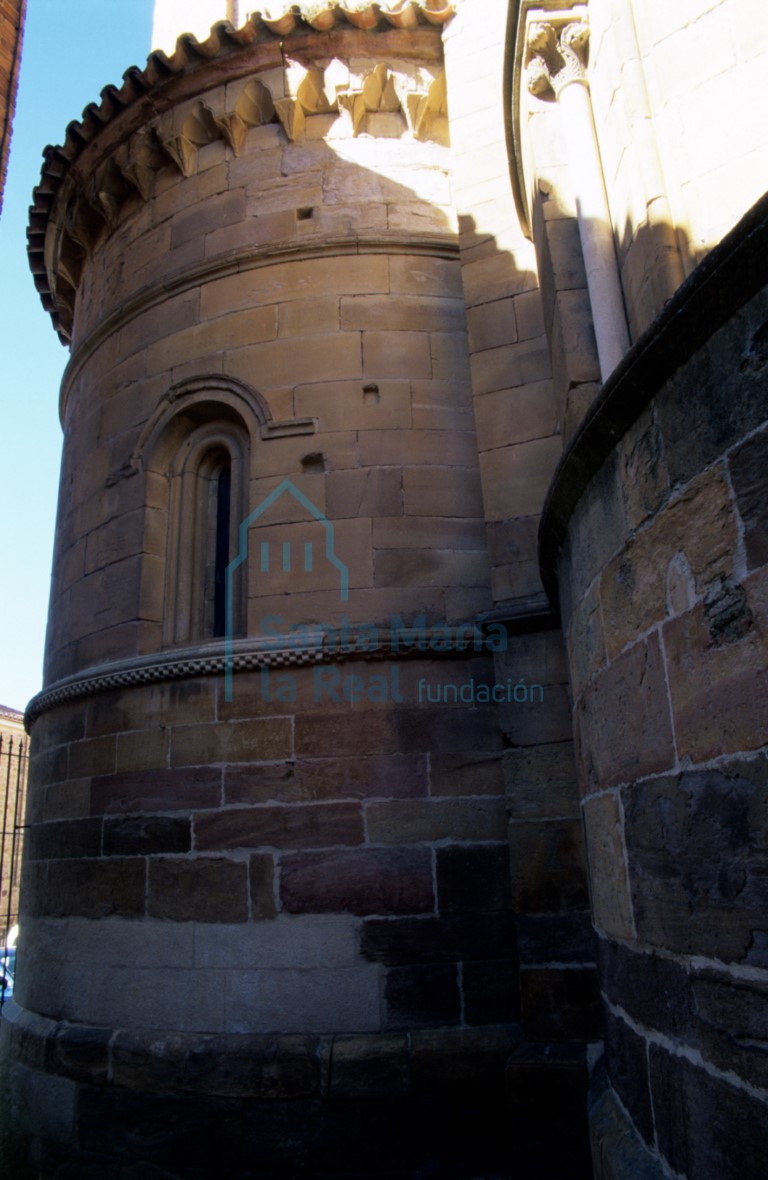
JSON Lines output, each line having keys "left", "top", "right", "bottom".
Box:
{"left": 0, "top": 1, "right": 154, "bottom": 710}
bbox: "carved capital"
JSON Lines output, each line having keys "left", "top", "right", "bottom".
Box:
{"left": 526, "top": 17, "right": 589, "bottom": 101}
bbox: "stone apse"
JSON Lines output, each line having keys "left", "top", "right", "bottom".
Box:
{"left": 4, "top": 2, "right": 768, "bottom": 1178}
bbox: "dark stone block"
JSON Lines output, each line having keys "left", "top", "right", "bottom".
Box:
{"left": 19, "top": 860, "right": 48, "bottom": 919}
{"left": 589, "top": 1082, "right": 666, "bottom": 1180}
{"left": 692, "top": 969, "right": 768, "bottom": 1091}
{"left": 328, "top": 1033, "right": 410, "bottom": 1098}
{"left": 384, "top": 963, "right": 460, "bottom": 1028}
{"left": 248, "top": 853, "right": 276, "bottom": 919}
{"left": 194, "top": 801, "right": 363, "bottom": 851}
{"left": 625, "top": 760, "right": 768, "bottom": 961}
{"left": 656, "top": 294, "right": 768, "bottom": 490}
{"left": 521, "top": 967, "right": 601, "bottom": 1041}
{"left": 517, "top": 912, "right": 596, "bottom": 965}
{"left": 462, "top": 959, "right": 520, "bottom": 1025}
{"left": 410, "top": 1025, "right": 521, "bottom": 1097}
{"left": 45, "top": 1024, "right": 111, "bottom": 1085}
{"left": 509, "top": 818, "right": 589, "bottom": 912}
{"left": 729, "top": 424, "right": 768, "bottom": 569}
{"left": 597, "top": 937, "right": 694, "bottom": 1040}
{"left": 360, "top": 913, "right": 516, "bottom": 965}
{"left": 565, "top": 448, "right": 628, "bottom": 605}
{"left": 504, "top": 741, "right": 580, "bottom": 820}
{"left": 393, "top": 704, "right": 503, "bottom": 757}
{"left": 650, "top": 1042, "right": 768, "bottom": 1180}
{"left": 77, "top": 1086, "right": 246, "bottom": 1172}
{"left": 506, "top": 1042, "right": 592, "bottom": 1179}
{"left": 223, "top": 762, "right": 298, "bottom": 804}
{"left": 111, "top": 1031, "right": 187, "bottom": 1094}
{"left": 46, "top": 857, "right": 145, "bottom": 918}
{"left": 280, "top": 847, "right": 433, "bottom": 916}
{"left": 25, "top": 817, "right": 102, "bottom": 861}
{"left": 294, "top": 753, "right": 429, "bottom": 800}
{"left": 436, "top": 842, "right": 511, "bottom": 914}
{"left": 183, "top": 1034, "right": 320, "bottom": 1099}
{"left": 604, "top": 1008, "right": 654, "bottom": 1146}
{"left": 91, "top": 767, "right": 222, "bottom": 815}
{"left": 147, "top": 858, "right": 248, "bottom": 923}
{"left": 103, "top": 816, "right": 190, "bottom": 856}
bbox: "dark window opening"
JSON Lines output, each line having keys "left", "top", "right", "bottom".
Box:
{"left": 212, "top": 463, "right": 231, "bottom": 638}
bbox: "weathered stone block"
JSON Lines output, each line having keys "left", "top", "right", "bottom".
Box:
{"left": 194, "top": 802, "right": 363, "bottom": 851}
{"left": 582, "top": 791, "right": 635, "bottom": 941}
{"left": 384, "top": 963, "right": 461, "bottom": 1029}
{"left": 103, "top": 815, "right": 191, "bottom": 856}
{"left": 520, "top": 967, "right": 601, "bottom": 1041}
{"left": 624, "top": 759, "right": 768, "bottom": 961}
{"left": 504, "top": 741, "right": 580, "bottom": 820}
{"left": 473, "top": 379, "right": 558, "bottom": 452}
{"left": 170, "top": 718, "right": 293, "bottom": 767}
{"left": 147, "top": 858, "right": 248, "bottom": 923}
{"left": 597, "top": 937, "right": 693, "bottom": 1040}
{"left": 362, "top": 330, "right": 432, "bottom": 379}
{"left": 26, "top": 817, "right": 102, "bottom": 862}
{"left": 325, "top": 467, "right": 403, "bottom": 519}
{"left": 575, "top": 634, "right": 675, "bottom": 792}
{"left": 479, "top": 435, "right": 562, "bottom": 521}
{"left": 661, "top": 572, "right": 767, "bottom": 763}
{"left": 436, "top": 843, "right": 511, "bottom": 914}
{"left": 604, "top": 1009, "right": 654, "bottom": 1147}
{"left": 509, "top": 818, "right": 589, "bottom": 913}
{"left": 360, "top": 913, "right": 516, "bottom": 966}
{"left": 170, "top": 188, "right": 246, "bottom": 249}
{"left": 649, "top": 1042, "right": 768, "bottom": 1180}
{"left": 280, "top": 847, "right": 433, "bottom": 916}
{"left": 46, "top": 1024, "right": 112, "bottom": 1086}
{"left": 403, "top": 466, "right": 485, "bottom": 517}
{"left": 366, "top": 798, "right": 507, "bottom": 844}
{"left": 91, "top": 767, "right": 222, "bottom": 815}
{"left": 517, "top": 913, "right": 596, "bottom": 967}
{"left": 185, "top": 1033, "right": 320, "bottom": 1099}
{"left": 729, "top": 424, "right": 768, "bottom": 568}
{"left": 691, "top": 969, "right": 768, "bottom": 1091}
{"left": 329, "top": 1032, "right": 410, "bottom": 1097}
{"left": 294, "top": 753, "right": 429, "bottom": 801}
{"left": 463, "top": 958, "right": 520, "bottom": 1025}
{"left": 45, "top": 858, "right": 145, "bottom": 919}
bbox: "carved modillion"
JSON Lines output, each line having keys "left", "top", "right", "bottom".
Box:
{"left": 162, "top": 101, "right": 220, "bottom": 176}
{"left": 215, "top": 80, "right": 276, "bottom": 154}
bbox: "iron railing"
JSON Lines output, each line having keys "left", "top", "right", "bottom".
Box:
{"left": 0, "top": 733, "right": 27, "bottom": 1004}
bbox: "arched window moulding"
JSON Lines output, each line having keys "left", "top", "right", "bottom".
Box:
{"left": 135, "top": 374, "right": 317, "bottom": 651}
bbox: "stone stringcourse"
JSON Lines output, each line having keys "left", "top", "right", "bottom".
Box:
{"left": 23, "top": 624, "right": 489, "bottom": 729}
{"left": 27, "top": 1, "right": 455, "bottom": 341}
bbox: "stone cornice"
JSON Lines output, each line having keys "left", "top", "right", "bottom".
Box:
{"left": 25, "top": 621, "right": 493, "bottom": 729}
{"left": 28, "top": 7, "right": 454, "bottom": 342}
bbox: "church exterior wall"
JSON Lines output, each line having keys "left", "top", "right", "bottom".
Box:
{"left": 541, "top": 193, "right": 768, "bottom": 1180}
{"left": 6, "top": 2, "right": 767, "bottom": 1176}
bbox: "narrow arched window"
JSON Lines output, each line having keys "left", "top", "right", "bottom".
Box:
{"left": 160, "top": 418, "right": 248, "bottom": 647}
{"left": 212, "top": 461, "right": 231, "bottom": 637}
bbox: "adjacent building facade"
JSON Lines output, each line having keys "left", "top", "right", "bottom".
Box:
{"left": 4, "top": 2, "right": 767, "bottom": 1176}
